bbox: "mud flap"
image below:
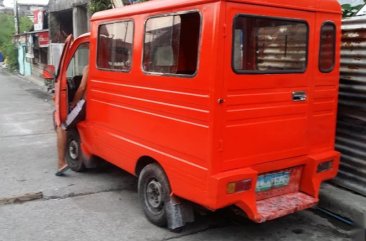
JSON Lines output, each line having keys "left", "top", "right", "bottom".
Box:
{"left": 165, "top": 196, "right": 195, "bottom": 230}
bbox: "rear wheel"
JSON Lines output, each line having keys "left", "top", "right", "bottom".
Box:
{"left": 138, "top": 163, "right": 171, "bottom": 227}
{"left": 65, "top": 130, "right": 85, "bottom": 172}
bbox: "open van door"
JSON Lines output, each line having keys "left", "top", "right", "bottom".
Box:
{"left": 54, "top": 35, "right": 73, "bottom": 126}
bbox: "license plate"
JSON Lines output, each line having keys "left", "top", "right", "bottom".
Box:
{"left": 256, "top": 171, "right": 290, "bottom": 192}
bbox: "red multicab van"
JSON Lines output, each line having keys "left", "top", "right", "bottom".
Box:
{"left": 54, "top": 0, "right": 341, "bottom": 229}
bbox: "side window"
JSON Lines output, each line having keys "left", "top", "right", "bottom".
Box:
{"left": 143, "top": 12, "right": 201, "bottom": 76}
{"left": 66, "top": 43, "right": 89, "bottom": 78}
{"left": 97, "top": 20, "right": 133, "bottom": 71}
{"left": 319, "top": 22, "right": 336, "bottom": 73}
{"left": 233, "top": 15, "right": 308, "bottom": 73}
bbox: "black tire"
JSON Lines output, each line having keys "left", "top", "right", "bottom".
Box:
{"left": 138, "top": 163, "right": 171, "bottom": 227}
{"left": 65, "top": 130, "right": 86, "bottom": 172}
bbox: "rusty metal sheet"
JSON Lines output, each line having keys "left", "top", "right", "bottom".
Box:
{"left": 256, "top": 24, "right": 307, "bottom": 70}
{"left": 334, "top": 16, "right": 366, "bottom": 197}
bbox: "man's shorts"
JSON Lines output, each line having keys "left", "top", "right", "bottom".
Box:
{"left": 62, "top": 99, "right": 86, "bottom": 131}
{"left": 53, "top": 99, "right": 86, "bottom": 131}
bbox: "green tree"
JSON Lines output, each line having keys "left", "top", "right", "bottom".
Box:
{"left": 0, "top": 14, "right": 14, "bottom": 47}
{"left": 0, "top": 13, "right": 17, "bottom": 70}
{"left": 88, "top": 0, "right": 149, "bottom": 15}
{"left": 89, "top": 0, "right": 113, "bottom": 15}
{"left": 19, "top": 16, "right": 33, "bottom": 33}
{"left": 342, "top": 1, "right": 366, "bottom": 18}
{"left": 0, "top": 13, "right": 32, "bottom": 71}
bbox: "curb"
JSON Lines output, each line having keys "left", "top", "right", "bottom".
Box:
{"left": 319, "top": 183, "right": 366, "bottom": 239}
{"left": 17, "top": 73, "right": 47, "bottom": 89}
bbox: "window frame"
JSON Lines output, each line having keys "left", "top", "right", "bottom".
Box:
{"left": 96, "top": 19, "right": 135, "bottom": 73}
{"left": 142, "top": 10, "right": 202, "bottom": 78}
{"left": 231, "top": 14, "right": 310, "bottom": 75}
{"left": 318, "top": 21, "right": 336, "bottom": 73}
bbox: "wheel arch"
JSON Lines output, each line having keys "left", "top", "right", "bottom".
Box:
{"left": 135, "top": 155, "right": 163, "bottom": 177}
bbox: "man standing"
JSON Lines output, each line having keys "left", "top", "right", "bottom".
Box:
{"left": 55, "top": 65, "right": 88, "bottom": 176}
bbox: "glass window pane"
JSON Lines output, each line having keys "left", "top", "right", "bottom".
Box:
{"left": 67, "top": 43, "right": 89, "bottom": 78}
{"left": 233, "top": 16, "right": 308, "bottom": 73}
{"left": 143, "top": 12, "right": 200, "bottom": 76}
{"left": 319, "top": 23, "right": 336, "bottom": 73}
{"left": 97, "top": 21, "right": 133, "bottom": 71}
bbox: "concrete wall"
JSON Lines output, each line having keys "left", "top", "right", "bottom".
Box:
{"left": 73, "top": 6, "right": 89, "bottom": 37}
{"left": 49, "top": 10, "right": 73, "bottom": 43}
{"left": 49, "top": 0, "right": 90, "bottom": 43}
{"left": 49, "top": 0, "right": 89, "bottom": 12}
{"left": 48, "top": 0, "right": 90, "bottom": 78}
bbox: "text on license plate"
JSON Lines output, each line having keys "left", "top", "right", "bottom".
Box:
{"left": 256, "top": 171, "right": 290, "bottom": 192}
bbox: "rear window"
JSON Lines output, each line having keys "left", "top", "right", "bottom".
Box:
{"left": 143, "top": 11, "right": 201, "bottom": 76}
{"left": 232, "top": 15, "right": 308, "bottom": 74}
{"left": 319, "top": 22, "right": 336, "bottom": 73}
{"left": 97, "top": 20, "right": 134, "bottom": 72}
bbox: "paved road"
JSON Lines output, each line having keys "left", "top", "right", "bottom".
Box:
{"left": 0, "top": 69, "right": 352, "bottom": 241}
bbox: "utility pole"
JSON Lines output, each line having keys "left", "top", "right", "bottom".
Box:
{"left": 112, "top": 0, "right": 124, "bottom": 7}
{"left": 13, "top": 0, "right": 20, "bottom": 34}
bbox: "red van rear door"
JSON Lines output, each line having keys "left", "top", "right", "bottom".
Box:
{"left": 222, "top": 3, "right": 314, "bottom": 170}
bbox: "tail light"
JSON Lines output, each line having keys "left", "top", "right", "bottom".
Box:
{"left": 227, "top": 179, "right": 252, "bottom": 194}
{"left": 317, "top": 160, "right": 333, "bottom": 173}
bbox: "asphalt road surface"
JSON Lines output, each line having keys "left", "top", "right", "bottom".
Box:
{"left": 0, "top": 69, "right": 352, "bottom": 241}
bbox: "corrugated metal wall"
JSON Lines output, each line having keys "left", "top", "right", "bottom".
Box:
{"left": 257, "top": 24, "right": 307, "bottom": 70}
{"left": 334, "top": 16, "right": 366, "bottom": 196}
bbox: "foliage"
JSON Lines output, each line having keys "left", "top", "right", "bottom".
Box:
{"left": 342, "top": 1, "right": 366, "bottom": 18}
{"left": 89, "top": 0, "right": 113, "bottom": 15}
{"left": 0, "top": 13, "right": 33, "bottom": 71}
{"left": 2, "top": 42, "right": 18, "bottom": 71}
{"left": 19, "top": 16, "right": 33, "bottom": 33}
{"left": 0, "top": 13, "right": 17, "bottom": 70}
{"left": 0, "top": 14, "right": 15, "bottom": 48}
{"left": 88, "top": 0, "right": 150, "bottom": 14}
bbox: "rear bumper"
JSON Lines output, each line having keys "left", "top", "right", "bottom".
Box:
{"left": 255, "top": 192, "right": 317, "bottom": 222}
{"left": 207, "top": 150, "right": 340, "bottom": 222}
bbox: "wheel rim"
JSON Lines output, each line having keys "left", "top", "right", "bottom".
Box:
{"left": 69, "top": 140, "right": 79, "bottom": 160}
{"left": 145, "top": 179, "right": 164, "bottom": 213}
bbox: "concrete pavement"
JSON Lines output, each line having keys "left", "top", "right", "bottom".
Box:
{"left": 0, "top": 69, "right": 353, "bottom": 241}
{"left": 0, "top": 191, "right": 351, "bottom": 241}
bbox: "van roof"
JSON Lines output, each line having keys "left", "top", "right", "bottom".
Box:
{"left": 91, "top": 0, "right": 341, "bottom": 22}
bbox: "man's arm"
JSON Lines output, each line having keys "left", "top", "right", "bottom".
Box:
{"left": 70, "top": 66, "right": 88, "bottom": 108}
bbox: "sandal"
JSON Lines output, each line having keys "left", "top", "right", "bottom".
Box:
{"left": 55, "top": 164, "right": 70, "bottom": 176}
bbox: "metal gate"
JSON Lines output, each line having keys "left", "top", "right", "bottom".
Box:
{"left": 334, "top": 16, "right": 366, "bottom": 196}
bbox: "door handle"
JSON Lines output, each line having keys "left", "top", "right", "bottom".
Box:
{"left": 292, "top": 91, "right": 307, "bottom": 102}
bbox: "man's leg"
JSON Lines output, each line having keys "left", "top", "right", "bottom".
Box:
{"left": 56, "top": 126, "right": 67, "bottom": 169}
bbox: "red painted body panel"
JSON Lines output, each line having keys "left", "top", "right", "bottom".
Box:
{"left": 54, "top": 35, "right": 73, "bottom": 126}
{"left": 56, "top": 0, "right": 342, "bottom": 223}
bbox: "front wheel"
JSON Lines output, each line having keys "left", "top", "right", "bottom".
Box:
{"left": 65, "top": 130, "right": 86, "bottom": 172}
{"left": 138, "top": 163, "right": 171, "bottom": 227}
